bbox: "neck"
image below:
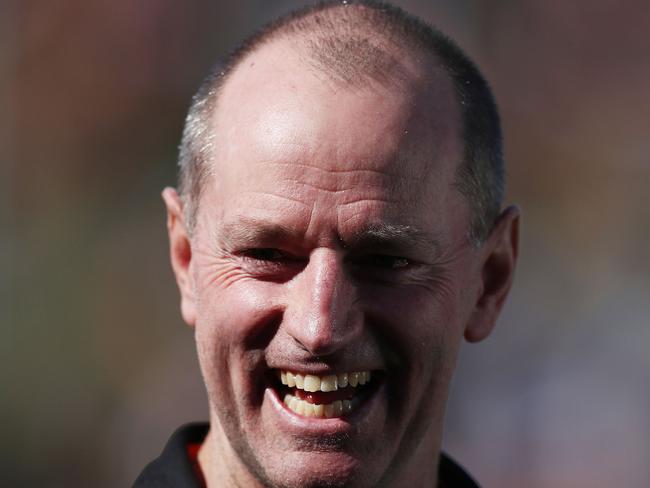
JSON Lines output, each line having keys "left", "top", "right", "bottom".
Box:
{"left": 198, "top": 417, "right": 263, "bottom": 488}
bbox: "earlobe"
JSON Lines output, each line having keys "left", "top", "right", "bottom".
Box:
{"left": 162, "top": 187, "right": 197, "bottom": 327}
{"left": 464, "top": 205, "right": 520, "bottom": 343}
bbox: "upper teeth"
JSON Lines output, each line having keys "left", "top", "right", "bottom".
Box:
{"left": 280, "top": 371, "right": 371, "bottom": 392}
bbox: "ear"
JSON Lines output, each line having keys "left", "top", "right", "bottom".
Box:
{"left": 162, "top": 187, "right": 196, "bottom": 327}
{"left": 464, "top": 205, "right": 520, "bottom": 343}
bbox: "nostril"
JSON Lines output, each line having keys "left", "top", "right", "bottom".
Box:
{"left": 291, "top": 315, "right": 357, "bottom": 357}
{"left": 291, "top": 334, "right": 311, "bottom": 353}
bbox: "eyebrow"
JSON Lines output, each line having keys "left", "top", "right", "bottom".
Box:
{"left": 345, "top": 222, "right": 442, "bottom": 258}
{"left": 216, "top": 217, "right": 442, "bottom": 257}
{"left": 217, "top": 217, "right": 301, "bottom": 250}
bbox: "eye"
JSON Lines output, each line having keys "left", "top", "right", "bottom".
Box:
{"left": 238, "top": 248, "right": 305, "bottom": 281}
{"left": 358, "top": 254, "right": 411, "bottom": 270}
{"left": 242, "top": 248, "right": 288, "bottom": 262}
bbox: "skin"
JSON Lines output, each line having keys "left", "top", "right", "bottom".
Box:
{"left": 163, "top": 38, "right": 519, "bottom": 488}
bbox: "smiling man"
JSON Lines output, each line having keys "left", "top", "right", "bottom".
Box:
{"left": 134, "top": 1, "right": 518, "bottom": 487}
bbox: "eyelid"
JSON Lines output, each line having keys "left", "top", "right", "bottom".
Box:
{"left": 241, "top": 248, "right": 286, "bottom": 260}
{"left": 239, "top": 247, "right": 306, "bottom": 265}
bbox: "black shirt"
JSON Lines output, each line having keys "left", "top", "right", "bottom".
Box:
{"left": 134, "top": 423, "right": 480, "bottom": 488}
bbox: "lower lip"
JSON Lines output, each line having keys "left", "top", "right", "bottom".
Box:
{"left": 265, "top": 380, "right": 386, "bottom": 435}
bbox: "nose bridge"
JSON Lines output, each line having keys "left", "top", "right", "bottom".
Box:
{"left": 286, "top": 249, "right": 358, "bottom": 355}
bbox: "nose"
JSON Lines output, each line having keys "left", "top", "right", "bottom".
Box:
{"left": 283, "top": 248, "right": 361, "bottom": 356}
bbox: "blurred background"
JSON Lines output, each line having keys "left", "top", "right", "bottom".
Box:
{"left": 2, "top": 0, "right": 649, "bottom": 486}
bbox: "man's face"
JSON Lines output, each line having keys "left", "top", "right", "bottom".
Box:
{"left": 173, "top": 42, "right": 491, "bottom": 487}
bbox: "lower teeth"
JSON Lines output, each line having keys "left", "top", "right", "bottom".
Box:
{"left": 284, "top": 394, "right": 356, "bottom": 418}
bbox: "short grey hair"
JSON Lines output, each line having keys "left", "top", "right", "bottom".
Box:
{"left": 178, "top": 0, "right": 504, "bottom": 245}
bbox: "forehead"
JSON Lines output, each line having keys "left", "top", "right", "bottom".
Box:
{"left": 200, "top": 38, "right": 466, "bottom": 244}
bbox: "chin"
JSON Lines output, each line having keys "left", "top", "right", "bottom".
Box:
{"left": 264, "top": 451, "right": 371, "bottom": 488}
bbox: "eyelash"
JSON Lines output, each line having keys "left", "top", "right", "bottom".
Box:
{"left": 240, "top": 248, "right": 412, "bottom": 271}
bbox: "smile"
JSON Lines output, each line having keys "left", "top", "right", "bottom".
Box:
{"left": 275, "top": 370, "right": 377, "bottom": 418}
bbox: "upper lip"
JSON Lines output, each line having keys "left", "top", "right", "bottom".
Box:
{"left": 270, "top": 367, "right": 379, "bottom": 375}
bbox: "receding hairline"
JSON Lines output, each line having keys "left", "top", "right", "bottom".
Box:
{"left": 212, "top": 29, "right": 457, "bottom": 133}
{"left": 188, "top": 10, "right": 460, "bottom": 210}
{"left": 178, "top": 0, "right": 504, "bottom": 245}
{"left": 217, "top": 2, "right": 453, "bottom": 96}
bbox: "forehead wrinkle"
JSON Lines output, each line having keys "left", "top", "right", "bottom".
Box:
{"left": 260, "top": 160, "right": 419, "bottom": 180}
{"left": 276, "top": 178, "right": 402, "bottom": 204}
{"left": 257, "top": 156, "right": 415, "bottom": 186}
{"left": 241, "top": 190, "right": 313, "bottom": 210}
{"left": 251, "top": 159, "right": 417, "bottom": 205}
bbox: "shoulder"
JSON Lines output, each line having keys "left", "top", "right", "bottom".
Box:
{"left": 133, "top": 423, "right": 209, "bottom": 488}
{"left": 438, "top": 451, "right": 481, "bottom": 488}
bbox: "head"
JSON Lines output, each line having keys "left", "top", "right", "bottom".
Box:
{"left": 164, "top": 2, "right": 519, "bottom": 487}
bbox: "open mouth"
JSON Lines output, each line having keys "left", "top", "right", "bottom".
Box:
{"left": 271, "top": 370, "right": 381, "bottom": 419}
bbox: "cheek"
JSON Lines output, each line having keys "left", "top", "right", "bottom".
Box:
{"left": 193, "top": 280, "right": 282, "bottom": 393}
{"left": 366, "top": 284, "right": 465, "bottom": 407}
{"left": 366, "top": 283, "right": 465, "bottom": 349}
